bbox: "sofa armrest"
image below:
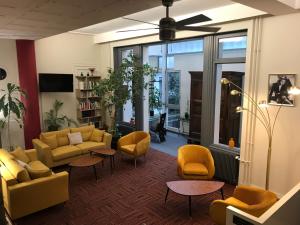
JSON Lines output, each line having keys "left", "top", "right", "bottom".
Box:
{"left": 25, "top": 149, "right": 38, "bottom": 162}
{"left": 7, "top": 172, "right": 69, "bottom": 219}
{"left": 32, "top": 139, "right": 53, "bottom": 168}
{"left": 103, "top": 132, "right": 112, "bottom": 148}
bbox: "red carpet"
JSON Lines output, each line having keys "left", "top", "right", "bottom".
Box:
{"left": 17, "top": 149, "right": 234, "bottom": 225}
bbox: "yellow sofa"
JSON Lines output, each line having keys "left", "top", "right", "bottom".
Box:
{"left": 117, "top": 131, "right": 150, "bottom": 168}
{"left": 177, "top": 144, "right": 215, "bottom": 180}
{"left": 0, "top": 148, "right": 69, "bottom": 220}
{"left": 209, "top": 185, "right": 278, "bottom": 225}
{"left": 32, "top": 125, "right": 112, "bottom": 168}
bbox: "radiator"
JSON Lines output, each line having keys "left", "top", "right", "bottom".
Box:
{"left": 210, "top": 147, "right": 239, "bottom": 185}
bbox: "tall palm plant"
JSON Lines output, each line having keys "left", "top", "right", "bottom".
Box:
{"left": 0, "top": 83, "right": 26, "bottom": 150}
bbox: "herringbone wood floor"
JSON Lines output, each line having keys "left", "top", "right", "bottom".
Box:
{"left": 17, "top": 149, "right": 234, "bottom": 225}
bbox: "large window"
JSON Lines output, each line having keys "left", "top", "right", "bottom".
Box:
{"left": 214, "top": 34, "right": 247, "bottom": 148}
{"left": 144, "top": 38, "right": 204, "bottom": 133}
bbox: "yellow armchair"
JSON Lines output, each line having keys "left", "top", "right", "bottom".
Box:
{"left": 117, "top": 131, "right": 150, "bottom": 168}
{"left": 177, "top": 144, "right": 215, "bottom": 180}
{"left": 209, "top": 185, "right": 278, "bottom": 225}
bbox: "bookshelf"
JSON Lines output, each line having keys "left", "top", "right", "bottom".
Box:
{"left": 75, "top": 75, "right": 103, "bottom": 128}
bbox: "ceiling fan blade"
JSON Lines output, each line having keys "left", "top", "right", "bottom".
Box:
{"left": 176, "top": 14, "right": 211, "bottom": 26}
{"left": 176, "top": 25, "right": 220, "bottom": 33}
{"left": 122, "top": 17, "right": 159, "bottom": 27}
{"left": 117, "top": 28, "right": 159, "bottom": 33}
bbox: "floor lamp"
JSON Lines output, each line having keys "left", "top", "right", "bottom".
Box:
{"left": 221, "top": 78, "right": 300, "bottom": 190}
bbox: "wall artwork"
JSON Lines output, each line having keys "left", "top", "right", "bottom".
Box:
{"left": 268, "top": 74, "right": 296, "bottom": 106}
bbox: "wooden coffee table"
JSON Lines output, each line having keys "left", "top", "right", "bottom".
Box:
{"left": 165, "top": 180, "right": 225, "bottom": 217}
{"left": 69, "top": 155, "right": 103, "bottom": 181}
{"left": 90, "top": 148, "right": 116, "bottom": 174}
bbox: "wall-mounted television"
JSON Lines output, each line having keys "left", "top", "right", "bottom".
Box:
{"left": 39, "top": 73, "right": 73, "bottom": 92}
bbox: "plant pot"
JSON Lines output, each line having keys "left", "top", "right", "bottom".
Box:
{"left": 150, "top": 110, "right": 154, "bottom": 117}
{"left": 48, "top": 125, "right": 60, "bottom": 131}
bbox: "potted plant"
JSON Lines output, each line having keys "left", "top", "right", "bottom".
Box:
{"left": 0, "top": 83, "right": 26, "bottom": 150}
{"left": 93, "top": 54, "right": 155, "bottom": 133}
{"left": 44, "top": 100, "right": 78, "bottom": 131}
{"left": 149, "top": 86, "right": 162, "bottom": 116}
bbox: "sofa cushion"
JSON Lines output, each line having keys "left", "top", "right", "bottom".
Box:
{"left": 183, "top": 162, "right": 208, "bottom": 176}
{"left": 90, "top": 129, "right": 104, "bottom": 142}
{"left": 68, "top": 132, "right": 83, "bottom": 145}
{"left": 7, "top": 159, "right": 31, "bottom": 182}
{"left": 0, "top": 148, "right": 15, "bottom": 161}
{"left": 11, "top": 147, "right": 30, "bottom": 163}
{"left": 76, "top": 141, "right": 105, "bottom": 154}
{"left": 120, "top": 144, "right": 136, "bottom": 154}
{"left": 51, "top": 145, "right": 82, "bottom": 161}
{"left": 56, "top": 129, "right": 70, "bottom": 146}
{"left": 41, "top": 134, "right": 58, "bottom": 150}
{"left": 71, "top": 125, "right": 94, "bottom": 142}
{"left": 26, "top": 161, "right": 52, "bottom": 179}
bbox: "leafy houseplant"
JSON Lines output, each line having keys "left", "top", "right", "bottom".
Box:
{"left": 149, "top": 87, "right": 162, "bottom": 116}
{"left": 44, "top": 100, "right": 78, "bottom": 131}
{"left": 93, "top": 54, "right": 155, "bottom": 133}
{"left": 0, "top": 83, "right": 26, "bottom": 150}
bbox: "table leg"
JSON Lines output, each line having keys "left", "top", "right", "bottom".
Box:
{"left": 93, "top": 165, "right": 98, "bottom": 180}
{"left": 188, "top": 196, "right": 192, "bottom": 217}
{"left": 220, "top": 188, "right": 224, "bottom": 200}
{"left": 165, "top": 187, "right": 170, "bottom": 203}
{"left": 68, "top": 166, "right": 72, "bottom": 183}
{"left": 110, "top": 156, "right": 113, "bottom": 174}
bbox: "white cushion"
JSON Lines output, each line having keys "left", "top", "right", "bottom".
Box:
{"left": 68, "top": 132, "right": 83, "bottom": 145}
{"left": 16, "top": 159, "right": 29, "bottom": 168}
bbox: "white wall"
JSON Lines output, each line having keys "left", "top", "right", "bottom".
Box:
{"left": 252, "top": 12, "right": 300, "bottom": 195}
{"left": 0, "top": 39, "right": 25, "bottom": 149}
{"left": 35, "top": 33, "right": 102, "bottom": 130}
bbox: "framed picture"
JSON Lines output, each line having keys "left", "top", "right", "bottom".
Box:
{"left": 268, "top": 74, "right": 296, "bottom": 106}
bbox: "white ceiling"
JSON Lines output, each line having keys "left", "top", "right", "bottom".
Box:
{"left": 0, "top": 0, "right": 298, "bottom": 40}
{"left": 74, "top": 0, "right": 233, "bottom": 34}
{"left": 0, "top": 0, "right": 163, "bottom": 40}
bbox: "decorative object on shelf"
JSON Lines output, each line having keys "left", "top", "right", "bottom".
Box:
{"left": 80, "top": 72, "right": 84, "bottom": 77}
{"left": 221, "top": 77, "right": 300, "bottom": 190}
{"left": 228, "top": 138, "right": 235, "bottom": 149}
{"left": 44, "top": 100, "right": 78, "bottom": 131}
{"left": 93, "top": 53, "right": 155, "bottom": 133}
{"left": 268, "top": 74, "right": 296, "bottom": 106}
{"left": 0, "top": 68, "right": 7, "bottom": 80}
{"left": 89, "top": 68, "right": 95, "bottom": 76}
{"left": 0, "top": 83, "right": 27, "bottom": 150}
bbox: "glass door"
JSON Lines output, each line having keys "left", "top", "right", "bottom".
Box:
{"left": 166, "top": 70, "right": 180, "bottom": 131}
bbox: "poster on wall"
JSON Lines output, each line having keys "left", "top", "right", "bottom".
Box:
{"left": 268, "top": 74, "right": 296, "bottom": 106}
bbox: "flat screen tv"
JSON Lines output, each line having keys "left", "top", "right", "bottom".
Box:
{"left": 39, "top": 73, "right": 73, "bottom": 92}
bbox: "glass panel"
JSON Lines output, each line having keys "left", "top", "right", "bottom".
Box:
{"left": 121, "top": 49, "right": 134, "bottom": 122}
{"left": 167, "top": 71, "right": 180, "bottom": 105}
{"left": 214, "top": 63, "right": 245, "bottom": 148}
{"left": 168, "top": 39, "right": 203, "bottom": 54}
{"left": 218, "top": 36, "right": 247, "bottom": 59}
{"left": 167, "top": 108, "right": 180, "bottom": 129}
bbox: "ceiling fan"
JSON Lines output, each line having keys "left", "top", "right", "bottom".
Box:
{"left": 118, "top": 0, "right": 220, "bottom": 41}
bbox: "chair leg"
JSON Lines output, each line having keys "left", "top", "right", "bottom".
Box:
{"left": 134, "top": 158, "right": 137, "bottom": 168}
{"left": 144, "top": 154, "right": 146, "bottom": 162}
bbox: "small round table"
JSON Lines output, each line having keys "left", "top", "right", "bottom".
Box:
{"left": 90, "top": 148, "right": 116, "bottom": 174}
{"left": 165, "top": 180, "right": 225, "bottom": 217}
{"left": 69, "top": 155, "right": 103, "bottom": 181}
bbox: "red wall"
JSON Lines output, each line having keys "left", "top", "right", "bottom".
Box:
{"left": 16, "top": 40, "right": 41, "bottom": 148}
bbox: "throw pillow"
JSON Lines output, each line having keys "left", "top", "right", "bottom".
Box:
{"left": 16, "top": 159, "right": 29, "bottom": 168}
{"left": 41, "top": 134, "right": 58, "bottom": 150}
{"left": 68, "top": 132, "right": 83, "bottom": 145}
{"left": 90, "top": 129, "right": 104, "bottom": 142}
{"left": 11, "top": 147, "right": 30, "bottom": 163}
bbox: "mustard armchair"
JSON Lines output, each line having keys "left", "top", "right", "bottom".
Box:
{"left": 177, "top": 144, "right": 215, "bottom": 180}
{"left": 209, "top": 185, "right": 278, "bottom": 225}
{"left": 117, "top": 131, "right": 150, "bottom": 168}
